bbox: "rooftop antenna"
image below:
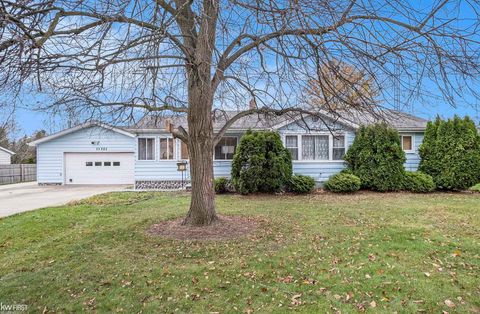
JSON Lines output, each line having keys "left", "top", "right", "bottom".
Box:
{"left": 394, "top": 58, "right": 401, "bottom": 111}
{"left": 475, "top": 96, "right": 479, "bottom": 126}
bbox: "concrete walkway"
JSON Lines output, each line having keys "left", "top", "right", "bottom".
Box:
{"left": 0, "top": 182, "right": 128, "bottom": 217}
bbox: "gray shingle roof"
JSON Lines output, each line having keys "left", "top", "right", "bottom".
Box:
{"left": 132, "top": 108, "right": 428, "bottom": 131}
{"left": 322, "top": 109, "right": 428, "bottom": 130}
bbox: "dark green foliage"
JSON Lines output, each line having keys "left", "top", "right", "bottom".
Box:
{"left": 288, "top": 175, "right": 316, "bottom": 194}
{"left": 324, "top": 173, "right": 361, "bottom": 193}
{"left": 344, "top": 123, "right": 406, "bottom": 191}
{"left": 231, "top": 130, "right": 292, "bottom": 194}
{"left": 403, "top": 172, "right": 435, "bottom": 193}
{"left": 214, "top": 177, "right": 233, "bottom": 194}
{"left": 419, "top": 116, "right": 480, "bottom": 190}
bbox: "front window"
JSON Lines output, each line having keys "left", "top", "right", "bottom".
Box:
{"left": 302, "top": 135, "right": 329, "bottom": 160}
{"left": 160, "top": 138, "right": 175, "bottom": 160}
{"left": 333, "top": 135, "right": 346, "bottom": 160}
{"left": 138, "top": 138, "right": 155, "bottom": 160}
{"left": 285, "top": 135, "right": 298, "bottom": 160}
{"left": 215, "top": 137, "right": 237, "bottom": 160}
{"left": 401, "top": 135, "right": 413, "bottom": 151}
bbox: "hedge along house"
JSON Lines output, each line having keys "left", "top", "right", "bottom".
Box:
{"left": 29, "top": 110, "right": 427, "bottom": 189}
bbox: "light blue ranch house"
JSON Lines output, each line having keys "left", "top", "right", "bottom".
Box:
{"left": 29, "top": 109, "right": 427, "bottom": 189}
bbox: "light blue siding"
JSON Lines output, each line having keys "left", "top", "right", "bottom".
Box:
{"left": 134, "top": 132, "right": 187, "bottom": 180}
{"left": 134, "top": 132, "right": 242, "bottom": 181}
{"left": 213, "top": 161, "right": 232, "bottom": 178}
{"left": 292, "top": 161, "right": 347, "bottom": 182}
{"left": 403, "top": 132, "right": 424, "bottom": 171}
{"left": 277, "top": 115, "right": 355, "bottom": 182}
{"left": 37, "top": 126, "right": 135, "bottom": 184}
{"left": 36, "top": 122, "right": 425, "bottom": 184}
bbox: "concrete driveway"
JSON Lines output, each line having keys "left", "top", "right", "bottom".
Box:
{"left": 0, "top": 182, "right": 129, "bottom": 218}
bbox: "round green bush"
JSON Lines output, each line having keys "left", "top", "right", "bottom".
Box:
{"left": 288, "top": 175, "right": 316, "bottom": 194}
{"left": 344, "top": 123, "right": 406, "bottom": 191}
{"left": 324, "top": 173, "right": 361, "bottom": 193}
{"left": 214, "top": 177, "right": 232, "bottom": 194}
{"left": 231, "top": 130, "right": 292, "bottom": 194}
{"left": 403, "top": 171, "right": 435, "bottom": 193}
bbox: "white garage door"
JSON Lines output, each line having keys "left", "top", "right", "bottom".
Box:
{"left": 65, "top": 153, "right": 134, "bottom": 185}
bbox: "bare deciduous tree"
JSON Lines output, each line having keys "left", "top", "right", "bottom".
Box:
{"left": 1, "top": 0, "right": 479, "bottom": 225}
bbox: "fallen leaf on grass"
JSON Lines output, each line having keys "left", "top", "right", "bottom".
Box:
{"left": 278, "top": 275, "right": 293, "bottom": 283}
{"left": 121, "top": 280, "right": 132, "bottom": 287}
{"left": 444, "top": 299, "right": 455, "bottom": 308}
{"left": 370, "top": 300, "right": 376, "bottom": 308}
{"left": 291, "top": 294, "right": 302, "bottom": 305}
{"left": 346, "top": 292, "right": 354, "bottom": 301}
{"left": 452, "top": 250, "right": 461, "bottom": 257}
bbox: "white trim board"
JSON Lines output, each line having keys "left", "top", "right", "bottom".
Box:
{"left": 29, "top": 122, "right": 135, "bottom": 146}
{"left": 0, "top": 146, "right": 15, "bottom": 155}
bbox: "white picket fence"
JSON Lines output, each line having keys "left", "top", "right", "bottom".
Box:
{"left": 0, "top": 164, "right": 36, "bottom": 185}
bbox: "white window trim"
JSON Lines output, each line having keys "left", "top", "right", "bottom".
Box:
{"left": 282, "top": 132, "right": 347, "bottom": 163}
{"left": 285, "top": 135, "right": 300, "bottom": 160}
{"left": 159, "top": 136, "right": 176, "bottom": 161}
{"left": 214, "top": 136, "right": 239, "bottom": 161}
{"left": 400, "top": 134, "right": 415, "bottom": 153}
{"left": 332, "top": 134, "right": 346, "bottom": 161}
{"left": 137, "top": 137, "right": 156, "bottom": 161}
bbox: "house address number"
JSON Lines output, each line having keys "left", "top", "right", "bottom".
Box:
{"left": 96, "top": 147, "right": 108, "bottom": 151}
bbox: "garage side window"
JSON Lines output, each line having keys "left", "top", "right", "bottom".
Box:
{"left": 400, "top": 135, "right": 413, "bottom": 152}
{"left": 138, "top": 138, "right": 155, "bottom": 160}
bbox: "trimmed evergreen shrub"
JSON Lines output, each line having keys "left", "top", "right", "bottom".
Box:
{"left": 419, "top": 116, "right": 480, "bottom": 190}
{"left": 288, "top": 175, "right": 316, "bottom": 194}
{"left": 214, "top": 177, "right": 232, "bottom": 194}
{"left": 344, "top": 123, "right": 406, "bottom": 191}
{"left": 403, "top": 171, "right": 435, "bottom": 193}
{"left": 231, "top": 130, "right": 292, "bottom": 194}
{"left": 324, "top": 173, "right": 361, "bottom": 193}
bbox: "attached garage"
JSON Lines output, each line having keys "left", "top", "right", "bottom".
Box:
{"left": 64, "top": 152, "right": 134, "bottom": 185}
{"left": 29, "top": 122, "right": 136, "bottom": 185}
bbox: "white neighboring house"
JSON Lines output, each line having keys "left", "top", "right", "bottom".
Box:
{"left": 0, "top": 146, "right": 15, "bottom": 165}
{"left": 28, "top": 110, "right": 427, "bottom": 188}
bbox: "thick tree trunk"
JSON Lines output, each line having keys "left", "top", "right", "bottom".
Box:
{"left": 182, "top": 129, "right": 217, "bottom": 226}
{"left": 182, "top": 74, "right": 218, "bottom": 226}
{"left": 181, "top": 0, "right": 219, "bottom": 226}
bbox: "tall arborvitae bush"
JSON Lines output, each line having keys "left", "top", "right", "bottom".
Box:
{"left": 419, "top": 116, "right": 480, "bottom": 190}
{"left": 344, "top": 123, "right": 406, "bottom": 191}
{"left": 231, "top": 130, "right": 292, "bottom": 194}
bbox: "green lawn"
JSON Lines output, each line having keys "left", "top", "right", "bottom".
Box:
{"left": 0, "top": 192, "right": 479, "bottom": 313}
